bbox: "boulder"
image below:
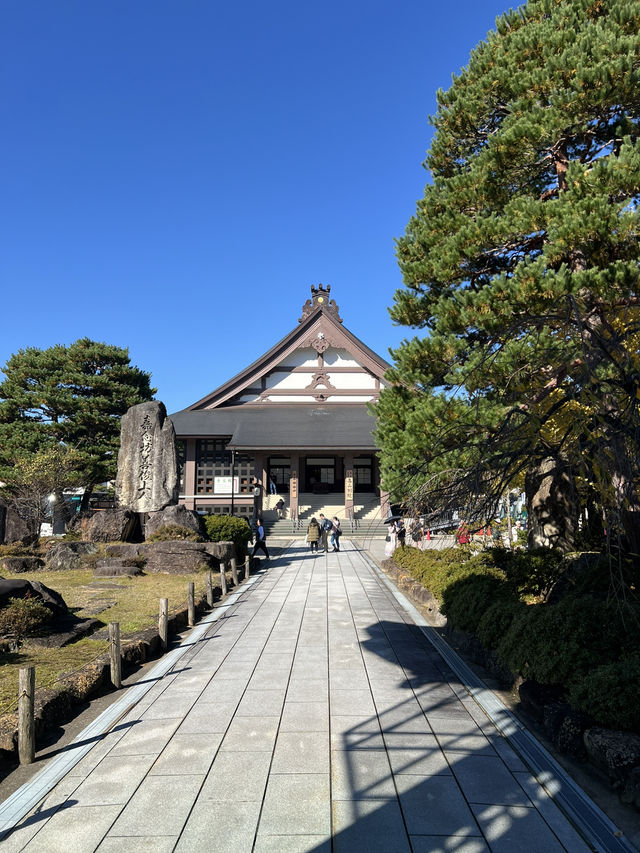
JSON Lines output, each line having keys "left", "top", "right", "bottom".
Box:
{"left": 45, "top": 542, "right": 99, "bottom": 571}
{"left": 0, "top": 556, "right": 44, "bottom": 574}
{"left": 0, "top": 502, "right": 36, "bottom": 546}
{"left": 621, "top": 765, "right": 640, "bottom": 809}
{"left": 0, "top": 578, "right": 68, "bottom": 617}
{"left": 555, "top": 710, "right": 588, "bottom": 759}
{"left": 29, "top": 617, "right": 102, "bottom": 648}
{"left": 115, "top": 401, "right": 178, "bottom": 512}
{"left": 518, "top": 681, "right": 563, "bottom": 723}
{"left": 94, "top": 560, "right": 143, "bottom": 577}
{"left": 104, "top": 543, "right": 143, "bottom": 559}
{"left": 203, "top": 541, "right": 236, "bottom": 564}
{"left": 145, "top": 504, "right": 203, "bottom": 539}
{"left": 583, "top": 727, "right": 640, "bottom": 784}
{"left": 85, "top": 509, "right": 141, "bottom": 543}
{"left": 139, "top": 541, "right": 216, "bottom": 574}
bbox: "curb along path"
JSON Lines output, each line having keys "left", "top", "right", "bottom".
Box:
{"left": 0, "top": 542, "right": 614, "bottom": 852}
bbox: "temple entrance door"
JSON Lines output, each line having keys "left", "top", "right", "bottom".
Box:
{"left": 268, "top": 457, "right": 291, "bottom": 493}
{"left": 304, "top": 456, "right": 342, "bottom": 493}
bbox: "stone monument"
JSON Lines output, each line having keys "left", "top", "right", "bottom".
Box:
{"left": 115, "top": 401, "right": 179, "bottom": 513}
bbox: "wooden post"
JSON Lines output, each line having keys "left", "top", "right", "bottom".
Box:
{"left": 220, "top": 565, "right": 227, "bottom": 596}
{"left": 109, "top": 622, "right": 121, "bottom": 689}
{"left": 245, "top": 555, "right": 250, "bottom": 581}
{"left": 18, "top": 666, "right": 35, "bottom": 765}
{"left": 230, "top": 557, "right": 238, "bottom": 586}
{"left": 187, "top": 582, "right": 195, "bottom": 627}
{"left": 159, "top": 598, "right": 168, "bottom": 650}
{"left": 206, "top": 571, "right": 213, "bottom": 607}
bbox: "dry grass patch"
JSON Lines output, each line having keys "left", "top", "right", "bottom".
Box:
{"left": 0, "top": 569, "right": 214, "bottom": 714}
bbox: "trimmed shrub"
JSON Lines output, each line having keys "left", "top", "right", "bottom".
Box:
{"left": 147, "top": 524, "right": 203, "bottom": 542}
{"left": 203, "top": 515, "right": 253, "bottom": 559}
{"left": 391, "top": 544, "right": 640, "bottom": 731}
{"left": 476, "top": 599, "right": 527, "bottom": 651}
{"left": 491, "top": 546, "right": 564, "bottom": 599}
{"left": 497, "top": 596, "right": 639, "bottom": 687}
{"left": 568, "top": 655, "right": 640, "bottom": 732}
{"left": 441, "top": 573, "right": 511, "bottom": 634}
{"left": 0, "top": 596, "right": 53, "bottom": 642}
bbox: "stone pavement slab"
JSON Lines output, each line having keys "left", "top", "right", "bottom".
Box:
{"left": 0, "top": 541, "right": 600, "bottom": 851}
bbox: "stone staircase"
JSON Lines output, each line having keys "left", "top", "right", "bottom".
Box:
{"left": 263, "top": 492, "right": 388, "bottom": 539}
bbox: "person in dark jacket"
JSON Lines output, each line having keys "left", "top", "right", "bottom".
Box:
{"left": 307, "top": 517, "right": 320, "bottom": 552}
{"left": 252, "top": 519, "right": 269, "bottom": 559}
{"left": 318, "top": 513, "right": 332, "bottom": 552}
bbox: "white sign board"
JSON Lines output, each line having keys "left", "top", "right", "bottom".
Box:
{"left": 214, "top": 476, "right": 240, "bottom": 494}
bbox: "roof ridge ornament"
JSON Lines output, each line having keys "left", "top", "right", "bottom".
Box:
{"left": 299, "top": 284, "right": 343, "bottom": 323}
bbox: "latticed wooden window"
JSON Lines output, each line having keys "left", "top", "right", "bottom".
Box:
{"left": 196, "top": 440, "right": 256, "bottom": 495}
{"left": 196, "top": 438, "right": 232, "bottom": 494}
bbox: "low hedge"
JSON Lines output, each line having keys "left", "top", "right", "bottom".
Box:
{"left": 567, "top": 654, "right": 640, "bottom": 732}
{"left": 392, "top": 546, "right": 640, "bottom": 732}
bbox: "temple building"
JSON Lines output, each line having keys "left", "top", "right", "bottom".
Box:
{"left": 170, "top": 285, "right": 391, "bottom": 524}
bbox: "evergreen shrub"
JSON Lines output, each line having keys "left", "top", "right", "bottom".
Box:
{"left": 391, "top": 546, "right": 640, "bottom": 730}
{"left": 0, "top": 596, "right": 53, "bottom": 642}
{"left": 441, "top": 573, "right": 512, "bottom": 634}
{"left": 491, "top": 547, "right": 564, "bottom": 599}
{"left": 203, "top": 515, "right": 252, "bottom": 559}
{"left": 567, "top": 655, "right": 640, "bottom": 732}
{"left": 476, "top": 599, "right": 527, "bottom": 651}
{"left": 146, "top": 524, "right": 203, "bottom": 542}
{"left": 496, "top": 596, "right": 639, "bottom": 687}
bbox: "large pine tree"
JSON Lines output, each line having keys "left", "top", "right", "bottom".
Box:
{"left": 375, "top": 0, "right": 640, "bottom": 553}
{"left": 0, "top": 339, "right": 155, "bottom": 509}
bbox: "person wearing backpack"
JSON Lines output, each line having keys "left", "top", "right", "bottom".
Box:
{"left": 318, "top": 513, "right": 333, "bottom": 553}
{"left": 330, "top": 516, "right": 342, "bottom": 552}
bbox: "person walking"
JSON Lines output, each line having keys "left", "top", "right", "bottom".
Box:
{"left": 252, "top": 518, "right": 269, "bottom": 559}
{"left": 330, "top": 516, "right": 342, "bottom": 551}
{"left": 269, "top": 475, "right": 277, "bottom": 495}
{"left": 307, "top": 517, "right": 320, "bottom": 553}
{"left": 318, "top": 513, "right": 332, "bottom": 553}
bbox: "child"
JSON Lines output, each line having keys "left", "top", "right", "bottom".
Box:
{"left": 307, "top": 517, "right": 320, "bottom": 552}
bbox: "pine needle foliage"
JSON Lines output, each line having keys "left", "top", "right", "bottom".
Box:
{"left": 375, "top": 0, "right": 640, "bottom": 553}
{"left": 0, "top": 339, "right": 155, "bottom": 509}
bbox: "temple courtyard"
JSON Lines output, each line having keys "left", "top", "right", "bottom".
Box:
{"left": 0, "top": 542, "right": 631, "bottom": 852}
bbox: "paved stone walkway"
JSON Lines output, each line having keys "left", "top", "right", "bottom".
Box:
{"left": 2, "top": 543, "right": 592, "bottom": 852}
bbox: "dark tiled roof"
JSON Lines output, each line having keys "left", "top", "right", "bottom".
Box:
{"left": 170, "top": 405, "right": 378, "bottom": 449}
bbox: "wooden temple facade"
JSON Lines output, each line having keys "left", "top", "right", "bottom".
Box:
{"left": 170, "top": 285, "right": 391, "bottom": 522}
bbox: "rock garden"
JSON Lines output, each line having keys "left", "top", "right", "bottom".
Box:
{"left": 0, "top": 504, "right": 254, "bottom": 776}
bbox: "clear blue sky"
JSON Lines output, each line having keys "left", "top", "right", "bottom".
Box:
{"left": 2, "top": 0, "right": 510, "bottom": 414}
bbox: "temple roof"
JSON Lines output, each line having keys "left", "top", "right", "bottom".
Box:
{"left": 172, "top": 284, "right": 392, "bottom": 412}
{"left": 170, "top": 405, "right": 377, "bottom": 450}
